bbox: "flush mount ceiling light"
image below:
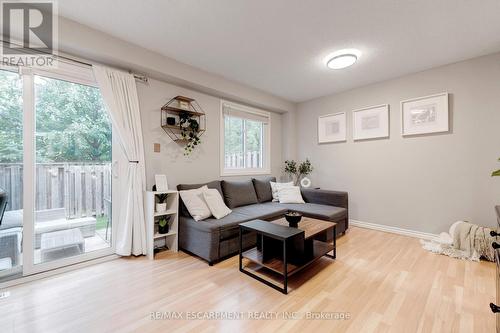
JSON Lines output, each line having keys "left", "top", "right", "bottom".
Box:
{"left": 325, "top": 49, "right": 361, "bottom": 70}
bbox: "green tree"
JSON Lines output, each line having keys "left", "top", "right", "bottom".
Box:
{"left": 33, "top": 76, "right": 112, "bottom": 163}
{"left": 0, "top": 70, "right": 23, "bottom": 163}
{"left": 0, "top": 71, "right": 112, "bottom": 163}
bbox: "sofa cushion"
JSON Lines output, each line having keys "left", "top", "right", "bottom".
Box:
{"left": 180, "top": 212, "right": 251, "bottom": 241}
{"left": 203, "top": 188, "right": 232, "bottom": 219}
{"left": 232, "top": 202, "right": 287, "bottom": 221}
{"left": 177, "top": 181, "right": 223, "bottom": 217}
{"left": 252, "top": 177, "right": 276, "bottom": 203}
{"left": 221, "top": 180, "right": 258, "bottom": 209}
{"left": 278, "top": 202, "right": 347, "bottom": 222}
{"left": 179, "top": 186, "right": 212, "bottom": 221}
{"left": 0, "top": 210, "right": 22, "bottom": 231}
{"left": 278, "top": 186, "right": 305, "bottom": 204}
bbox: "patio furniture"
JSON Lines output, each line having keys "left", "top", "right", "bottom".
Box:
{"left": 0, "top": 188, "right": 7, "bottom": 226}
{"left": 1, "top": 209, "right": 97, "bottom": 249}
{"left": 0, "top": 188, "right": 22, "bottom": 267}
{"left": 0, "top": 257, "right": 12, "bottom": 271}
{"left": 40, "top": 228, "right": 85, "bottom": 262}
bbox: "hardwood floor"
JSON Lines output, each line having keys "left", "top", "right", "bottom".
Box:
{"left": 0, "top": 227, "right": 495, "bottom": 333}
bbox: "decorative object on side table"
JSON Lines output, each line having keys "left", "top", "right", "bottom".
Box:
{"left": 161, "top": 96, "right": 206, "bottom": 156}
{"left": 318, "top": 112, "right": 346, "bottom": 143}
{"left": 401, "top": 92, "right": 449, "bottom": 136}
{"left": 300, "top": 177, "right": 312, "bottom": 188}
{"left": 284, "top": 159, "right": 313, "bottom": 186}
{"left": 155, "top": 174, "right": 169, "bottom": 191}
{"left": 284, "top": 211, "right": 302, "bottom": 228}
{"left": 352, "top": 104, "right": 389, "bottom": 141}
{"left": 158, "top": 217, "right": 170, "bottom": 234}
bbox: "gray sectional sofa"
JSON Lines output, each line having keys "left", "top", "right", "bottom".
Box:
{"left": 177, "top": 177, "right": 348, "bottom": 265}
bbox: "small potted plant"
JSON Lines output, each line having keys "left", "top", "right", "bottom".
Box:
{"left": 156, "top": 193, "right": 168, "bottom": 212}
{"left": 158, "top": 217, "right": 170, "bottom": 234}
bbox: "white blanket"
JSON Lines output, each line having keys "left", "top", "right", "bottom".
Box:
{"left": 421, "top": 221, "right": 496, "bottom": 262}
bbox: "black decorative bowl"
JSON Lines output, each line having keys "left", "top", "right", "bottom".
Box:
{"left": 285, "top": 211, "right": 302, "bottom": 228}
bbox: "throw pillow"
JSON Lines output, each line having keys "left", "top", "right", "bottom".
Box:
{"left": 252, "top": 176, "right": 276, "bottom": 203}
{"left": 221, "top": 180, "right": 259, "bottom": 209}
{"left": 278, "top": 186, "right": 305, "bottom": 204}
{"left": 270, "top": 181, "right": 294, "bottom": 202}
{"left": 179, "top": 186, "right": 212, "bottom": 221}
{"left": 203, "top": 188, "right": 232, "bottom": 219}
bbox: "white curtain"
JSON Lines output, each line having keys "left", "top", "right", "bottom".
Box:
{"left": 93, "top": 65, "right": 147, "bottom": 256}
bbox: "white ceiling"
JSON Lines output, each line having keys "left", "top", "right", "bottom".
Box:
{"left": 58, "top": 0, "right": 500, "bottom": 102}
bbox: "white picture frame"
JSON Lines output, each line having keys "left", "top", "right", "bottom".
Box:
{"left": 154, "top": 174, "right": 169, "bottom": 191}
{"left": 352, "top": 104, "right": 389, "bottom": 141}
{"left": 401, "top": 92, "right": 449, "bottom": 136}
{"left": 318, "top": 112, "right": 346, "bottom": 143}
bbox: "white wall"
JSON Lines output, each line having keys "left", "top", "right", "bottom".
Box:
{"left": 138, "top": 78, "right": 283, "bottom": 189}
{"left": 52, "top": 16, "right": 289, "bottom": 189}
{"left": 296, "top": 53, "right": 500, "bottom": 233}
{"left": 57, "top": 17, "right": 295, "bottom": 114}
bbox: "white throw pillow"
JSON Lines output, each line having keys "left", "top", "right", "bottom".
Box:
{"left": 179, "top": 186, "right": 212, "bottom": 221}
{"left": 278, "top": 186, "right": 305, "bottom": 204}
{"left": 203, "top": 188, "right": 232, "bottom": 219}
{"left": 270, "top": 181, "right": 294, "bottom": 202}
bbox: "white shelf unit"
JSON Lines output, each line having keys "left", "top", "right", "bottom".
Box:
{"left": 145, "top": 190, "right": 179, "bottom": 259}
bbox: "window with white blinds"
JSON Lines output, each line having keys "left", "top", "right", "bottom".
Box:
{"left": 220, "top": 100, "right": 271, "bottom": 176}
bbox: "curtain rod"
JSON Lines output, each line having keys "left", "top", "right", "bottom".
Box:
{"left": 1, "top": 40, "right": 149, "bottom": 83}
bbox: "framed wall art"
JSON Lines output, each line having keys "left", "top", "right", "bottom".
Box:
{"left": 318, "top": 112, "right": 346, "bottom": 143}
{"left": 401, "top": 92, "right": 449, "bottom": 136}
{"left": 352, "top": 104, "right": 389, "bottom": 141}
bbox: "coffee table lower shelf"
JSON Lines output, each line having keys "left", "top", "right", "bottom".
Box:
{"left": 242, "top": 240, "right": 333, "bottom": 277}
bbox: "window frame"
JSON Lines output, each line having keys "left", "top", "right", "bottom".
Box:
{"left": 220, "top": 100, "right": 271, "bottom": 176}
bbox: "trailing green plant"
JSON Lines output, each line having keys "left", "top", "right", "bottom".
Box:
{"left": 284, "top": 159, "right": 313, "bottom": 185}
{"left": 493, "top": 157, "right": 500, "bottom": 177}
{"left": 179, "top": 112, "right": 201, "bottom": 156}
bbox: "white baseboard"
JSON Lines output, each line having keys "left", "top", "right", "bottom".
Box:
{"left": 349, "top": 219, "right": 438, "bottom": 241}
{"left": 0, "top": 254, "right": 119, "bottom": 289}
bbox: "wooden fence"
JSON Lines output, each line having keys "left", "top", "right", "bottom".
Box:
{"left": 224, "top": 151, "right": 262, "bottom": 169}
{"left": 0, "top": 163, "right": 111, "bottom": 219}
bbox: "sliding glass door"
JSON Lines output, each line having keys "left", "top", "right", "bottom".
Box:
{"left": 0, "top": 68, "right": 24, "bottom": 281}
{"left": 0, "top": 63, "right": 115, "bottom": 282}
{"left": 32, "top": 74, "right": 113, "bottom": 266}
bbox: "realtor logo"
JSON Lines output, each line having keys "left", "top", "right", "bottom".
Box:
{"left": 1, "top": 0, "right": 58, "bottom": 67}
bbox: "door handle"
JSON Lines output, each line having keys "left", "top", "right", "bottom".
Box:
{"left": 492, "top": 242, "right": 500, "bottom": 250}
{"left": 491, "top": 231, "right": 500, "bottom": 237}
{"left": 490, "top": 303, "right": 500, "bottom": 313}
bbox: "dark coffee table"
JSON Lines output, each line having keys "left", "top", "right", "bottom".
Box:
{"left": 239, "top": 218, "right": 336, "bottom": 294}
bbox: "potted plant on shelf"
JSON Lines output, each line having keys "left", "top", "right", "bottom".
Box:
{"left": 284, "top": 159, "right": 314, "bottom": 186}
{"left": 179, "top": 112, "right": 201, "bottom": 156}
{"left": 158, "top": 217, "right": 169, "bottom": 234}
{"left": 156, "top": 193, "right": 168, "bottom": 212}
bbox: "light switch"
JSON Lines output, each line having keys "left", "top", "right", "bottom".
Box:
{"left": 153, "top": 143, "right": 160, "bottom": 153}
